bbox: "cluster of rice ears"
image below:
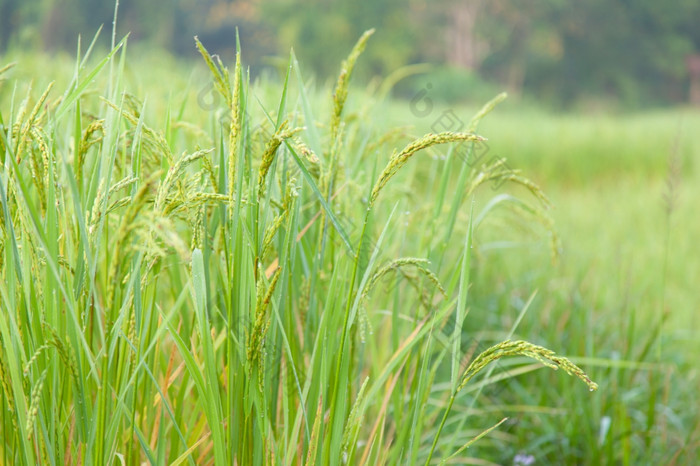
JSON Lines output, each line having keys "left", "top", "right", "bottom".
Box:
{"left": 0, "top": 30, "right": 595, "bottom": 465}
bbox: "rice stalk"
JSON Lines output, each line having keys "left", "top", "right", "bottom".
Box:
{"left": 45, "top": 329, "right": 79, "bottom": 383}
{"left": 25, "top": 369, "right": 48, "bottom": 440}
{"left": 26, "top": 128, "right": 48, "bottom": 213}
{"left": 361, "top": 257, "right": 446, "bottom": 303}
{"left": 105, "top": 173, "right": 159, "bottom": 311}
{"left": 257, "top": 122, "right": 303, "bottom": 201}
{"left": 0, "top": 62, "right": 16, "bottom": 77}
{"left": 228, "top": 49, "right": 242, "bottom": 210}
{"left": 194, "top": 37, "right": 232, "bottom": 109}
{"left": 15, "top": 82, "right": 53, "bottom": 162}
{"left": 330, "top": 29, "right": 375, "bottom": 144}
{"left": 102, "top": 97, "right": 174, "bottom": 164}
{"left": 371, "top": 132, "right": 484, "bottom": 206}
{"left": 467, "top": 92, "right": 508, "bottom": 132}
{"left": 426, "top": 339, "right": 598, "bottom": 464}
{"left": 155, "top": 148, "right": 213, "bottom": 214}
{"left": 247, "top": 266, "right": 282, "bottom": 389}
{"left": 304, "top": 397, "right": 324, "bottom": 466}
{"left": 341, "top": 376, "right": 370, "bottom": 458}
{"left": 22, "top": 345, "right": 50, "bottom": 376}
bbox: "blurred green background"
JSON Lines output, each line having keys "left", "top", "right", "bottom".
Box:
{"left": 2, "top": 0, "right": 700, "bottom": 109}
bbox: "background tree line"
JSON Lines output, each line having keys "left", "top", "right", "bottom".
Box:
{"left": 1, "top": 0, "right": 700, "bottom": 108}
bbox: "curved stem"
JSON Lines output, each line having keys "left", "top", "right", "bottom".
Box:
{"left": 325, "top": 206, "right": 371, "bottom": 462}
{"left": 425, "top": 393, "right": 457, "bottom": 465}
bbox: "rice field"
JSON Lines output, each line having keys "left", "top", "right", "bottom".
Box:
{"left": 0, "top": 31, "right": 698, "bottom": 465}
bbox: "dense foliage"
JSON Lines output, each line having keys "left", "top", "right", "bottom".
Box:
{"left": 1, "top": 22, "right": 698, "bottom": 465}
{"left": 0, "top": 31, "right": 605, "bottom": 465}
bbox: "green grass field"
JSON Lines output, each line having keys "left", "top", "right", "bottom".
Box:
{"left": 1, "top": 33, "right": 698, "bottom": 465}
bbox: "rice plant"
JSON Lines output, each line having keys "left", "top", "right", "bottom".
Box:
{"left": 0, "top": 30, "right": 596, "bottom": 465}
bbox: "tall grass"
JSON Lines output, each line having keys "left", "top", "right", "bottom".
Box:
{"left": 0, "top": 31, "right": 598, "bottom": 465}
